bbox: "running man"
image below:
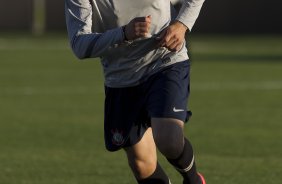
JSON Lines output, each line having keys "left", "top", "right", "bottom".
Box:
{"left": 65, "top": 0, "right": 206, "bottom": 183}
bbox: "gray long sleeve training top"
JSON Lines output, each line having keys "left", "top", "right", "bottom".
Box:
{"left": 65, "top": 0, "right": 205, "bottom": 87}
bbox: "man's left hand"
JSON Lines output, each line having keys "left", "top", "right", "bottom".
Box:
{"left": 157, "top": 21, "right": 188, "bottom": 52}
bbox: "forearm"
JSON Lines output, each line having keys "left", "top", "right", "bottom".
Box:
{"left": 68, "top": 28, "right": 124, "bottom": 59}
{"left": 176, "top": 0, "right": 205, "bottom": 31}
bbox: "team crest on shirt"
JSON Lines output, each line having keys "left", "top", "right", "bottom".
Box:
{"left": 111, "top": 129, "right": 125, "bottom": 146}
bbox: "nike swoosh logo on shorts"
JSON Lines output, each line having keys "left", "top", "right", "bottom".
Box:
{"left": 173, "top": 107, "right": 185, "bottom": 112}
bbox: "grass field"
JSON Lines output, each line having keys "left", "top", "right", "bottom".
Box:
{"left": 0, "top": 34, "right": 282, "bottom": 184}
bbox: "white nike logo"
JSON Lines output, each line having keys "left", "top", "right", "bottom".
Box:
{"left": 173, "top": 107, "right": 185, "bottom": 112}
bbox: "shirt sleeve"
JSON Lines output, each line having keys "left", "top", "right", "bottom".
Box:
{"left": 175, "top": 0, "right": 205, "bottom": 31}
{"left": 65, "top": 0, "right": 125, "bottom": 59}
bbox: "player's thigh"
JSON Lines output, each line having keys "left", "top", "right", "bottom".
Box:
{"left": 124, "top": 128, "right": 157, "bottom": 178}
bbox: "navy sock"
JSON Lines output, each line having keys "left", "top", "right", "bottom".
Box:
{"left": 137, "top": 163, "right": 170, "bottom": 184}
{"left": 167, "top": 138, "right": 201, "bottom": 184}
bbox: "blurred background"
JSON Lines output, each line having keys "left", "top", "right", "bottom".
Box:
{"left": 0, "top": 0, "right": 281, "bottom": 184}
{"left": 1, "top": 0, "right": 282, "bottom": 34}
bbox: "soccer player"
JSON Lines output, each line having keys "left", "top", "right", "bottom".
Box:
{"left": 65, "top": 0, "right": 206, "bottom": 183}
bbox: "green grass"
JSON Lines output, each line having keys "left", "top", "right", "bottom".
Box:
{"left": 0, "top": 34, "right": 282, "bottom": 184}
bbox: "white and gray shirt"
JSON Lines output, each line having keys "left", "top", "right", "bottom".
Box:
{"left": 65, "top": 0, "right": 205, "bottom": 87}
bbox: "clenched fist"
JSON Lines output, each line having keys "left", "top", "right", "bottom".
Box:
{"left": 124, "top": 15, "right": 151, "bottom": 40}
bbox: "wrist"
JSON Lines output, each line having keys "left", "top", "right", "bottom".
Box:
{"left": 174, "top": 21, "right": 189, "bottom": 32}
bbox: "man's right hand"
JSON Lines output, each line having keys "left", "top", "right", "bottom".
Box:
{"left": 124, "top": 15, "right": 151, "bottom": 41}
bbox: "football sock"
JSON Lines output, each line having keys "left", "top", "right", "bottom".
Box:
{"left": 137, "top": 163, "right": 171, "bottom": 184}
{"left": 167, "top": 138, "right": 201, "bottom": 184}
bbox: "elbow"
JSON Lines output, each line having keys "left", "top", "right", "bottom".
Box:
{"left": 72, "top": 48, "right": 87, "bottom": 60}
{"left": 70, "top": 35, "right": 90, "bottom": 60}
{"left": 69, "top": 34, "right": 103, "bottom": 59}
{"left": 72, "top": 45, "right": 102, "bottom": 60}
{"left": 70, "top": 41, "right": 88, "bottom": 60}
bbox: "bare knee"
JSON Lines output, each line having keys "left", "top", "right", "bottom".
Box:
{"left": 128, "top": 158, "right": 156, "bottom": 179}
{"left": 152, "top": 118, "right": 185, "bottom": 159}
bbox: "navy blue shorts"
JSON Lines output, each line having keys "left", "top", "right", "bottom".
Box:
{"left": 104, "top": 61, "right": 192, "bottom": 151}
